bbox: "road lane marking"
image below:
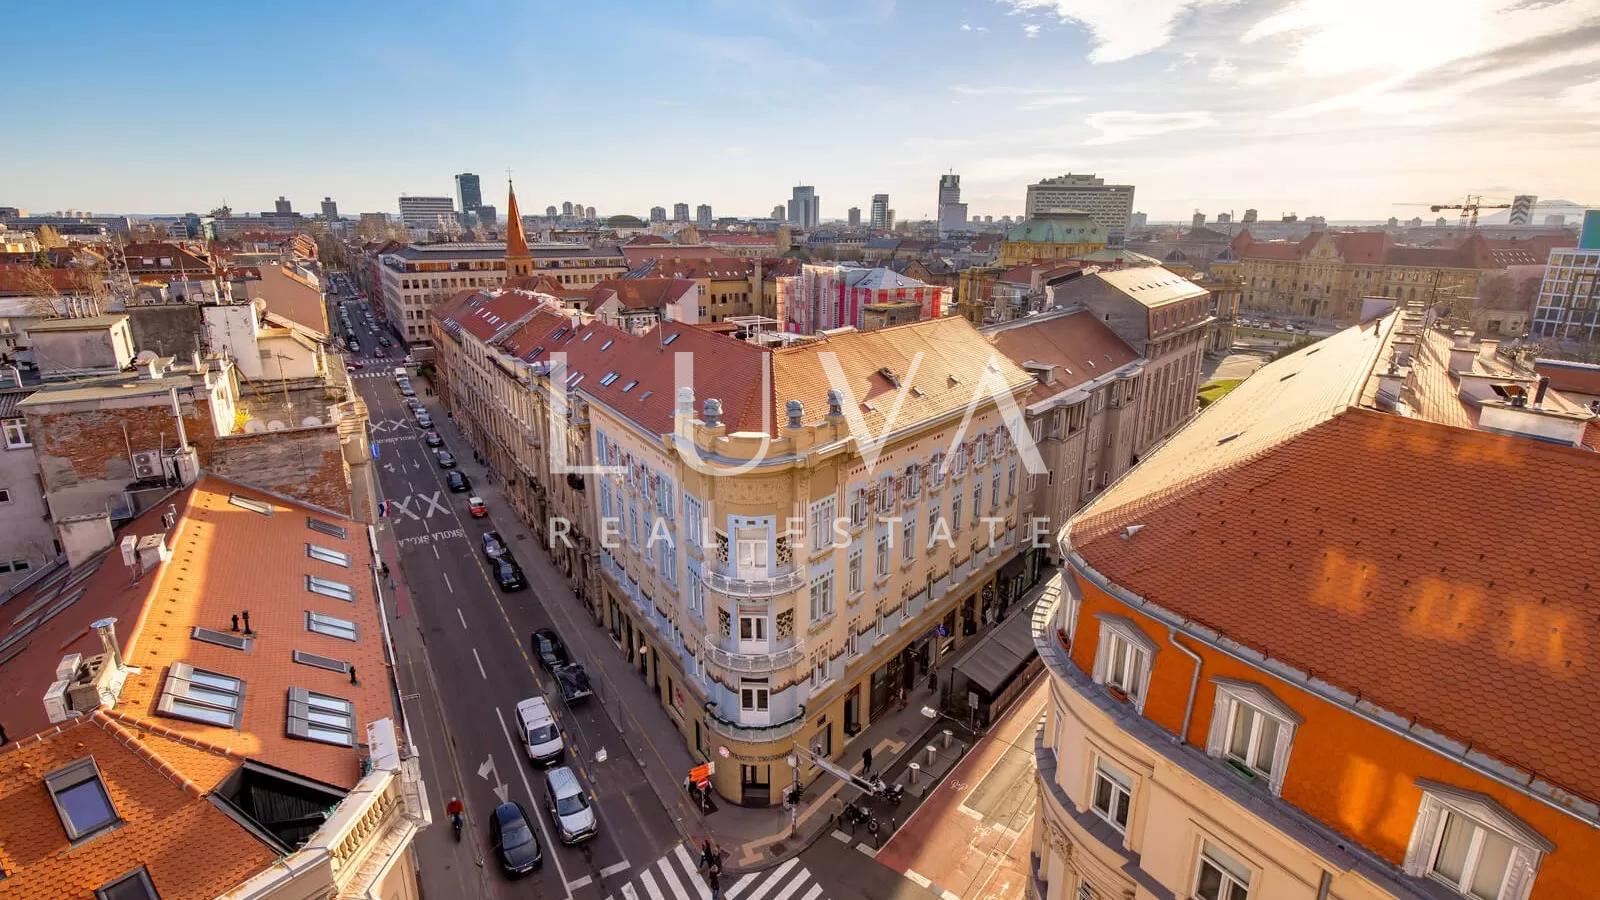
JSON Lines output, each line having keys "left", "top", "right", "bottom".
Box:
{"left": 472, "top": 648, "right": 487, "bottom": 679}
{"left": 443, "top": 572, "right": 453, "bottom": 593}
{"left": 457, "top": 607, "right": 467, "bottom": 629}
{"left": 903, "top": 869, "right": 933, "bottom": 888}
{"left": 670, "top": 845, "right": 712, "bottom": 900}
{"left": 638, "top": 868, "right": 667, "bottom": 900}
{"left": 797, "top": 886, "right": 822, "bottom": 900}
{"left": 622, "top": 885, "right": 640, "bottom": 900}
{"left": 655, "top": 855, "right": 697, "bottom": 900}
{"left": 494, "top": 706, "right": 572, "bottom": 898}
{"left": 432, "top": 544, "right": 440, "bottom": 559}
{"left": 600, "top": 861, "right": 632, "bottom": 878}
{"left": 568, "top": 875, "right": 594, "bottom": 890}
{"left": 854, "top": 843, "right": 878, "bottom": 857}
{"left": 736, "top": 859, "right": 799, "bottom": 900}
{"left": 724, "top": 872, "right": 758, "bottom": 899}
{"left": 767, "top": 870, "right": 811, "bottom": 900}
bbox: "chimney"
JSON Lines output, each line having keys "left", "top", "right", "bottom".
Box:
{"left": 1448, "top": 345, "right": 1479, "bottom": 375}
{"left": 92, "top": 618, "right": 124, "bottom": 671}
{"left": 1534, "top": 375, "right": 1551, "bottom": 407}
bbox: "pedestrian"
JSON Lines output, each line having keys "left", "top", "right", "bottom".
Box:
{"left": 862, "top": 745, "right": 873, "bottom": 776}
{"left": 830, "top": 793, "right": 845, "bottom": 829}
{"left": 700, "top": 840, "right": 714, "bottom": 870}
{"left": 708, "top": 867, "right": 721, "bottom": 900}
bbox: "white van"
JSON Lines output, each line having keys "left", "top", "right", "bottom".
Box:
{"left": 393, "top": 367, "right": 407, "bottom": 380}
{"left": 516, "top": 696, "right": 564, "bottom": 765}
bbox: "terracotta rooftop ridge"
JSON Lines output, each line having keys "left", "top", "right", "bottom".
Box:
{"left": 94, "top": 711, "right": 208, "bottom": 799}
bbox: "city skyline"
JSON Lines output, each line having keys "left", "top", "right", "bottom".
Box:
{"left": 3, "top": 0, "right": 1598, "bottom": 222}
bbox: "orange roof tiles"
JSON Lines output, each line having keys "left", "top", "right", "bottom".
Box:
{"left": 0, "top": 714, "right": 274, "bottom": 899}
{"left": 594, "top": 277, "right": 696, "bottom": 311}
{"left": 984, "top": 309, "right": 1140, "bottom": 401}
{"left": 1070, "top": 314, "right": 1600, "bottom": 807}
{"left": 504, "top": 181, "right": 529, "bottom": 260}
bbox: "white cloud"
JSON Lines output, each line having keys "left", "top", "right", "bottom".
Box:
{"left": 960, "top": 22, "right": 973, "bottom": 30}
{"left": 1208, "top": 58, "right": 1238, "bottom": 81}
{"left": 1024, "top": 23, "right": 1042, "bottom": 37}
{"left": 996, "top": 0, "right": 1235, "bottom": 62}
{"left": 951, "top": 84, "right": 1084, "bottom": 109}
{"left": 1561, "top": 78, "right": 1600, "bottom": 115}
{"left": 1083, "top": 110, "right": 1215, "bottom": 144}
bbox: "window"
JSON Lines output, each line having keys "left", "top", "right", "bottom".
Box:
{"left": 740, "top": 679, "right": 770, "bottom": 712}
{"left": 848, "top": 547, "right": 864, "bottom": 596}
{"left": 848, "top": 487, "right": 867, "bottom": 528}
{"left": 951, "top": 494, "right": 963, "bottom": 534}
{"left": 190, "top": 626, "right": 250, "bottom": 651}
{"left": 808, "top": 496, "right": 837, "bottom": 554}
{"left": 96, "top": 867, "right": 158, "bottom": 900}
{"left": 1094, "top": 615, "right": 1155, "bottom": 709}
{"left": 1403, "top": 783, "right": 1550, "bottom": 900}
{"left": 307, "top": 516, "right": 347, "bottom": 539}
{"left": 686, "top": 560, "right": 705, "bottom": 617}
{"left": 157, "top": 663, "right": 244, "bottom": 727}
{"left": 905, "top": 463, "right": 921, "bottom": 498}
{"left": 902, "top": 517, "right": 915, "bottom": 561}
{"left": 1090, "top": 758, "right": 1132, "bottom": 833}
{"left": 972, "top": 481, "right": 982, "bottom": 524}
{"left": 1007, "top": 460, "right": 1017, "bottom": 499}
{"left": 1206, "top": 679, "right": 1301, "bottom": 792}
{"left": 0, "top": 489, "right": 10, "bottom": 504}
{"left": 307, "top": 544, "right": 351, "bottom": 567}
{"left": 810, "top": 569, "right": 835, "bottom": 621}
{"left": 3, "top": 418, "right": 31, "bottom": 449}
{"left": 874, "top": 526, "right": 890, "bottom": 578}
{"left": 287, "top": 688, "right": 356, "bottom": 746}
{"left": 1193, "top": 841, "right": 1252, "bottom": 900}
{"left": 990, "top": 471, "right": 1001, "bottom": 510}
{"left": 307, "top": 610, "right": 358, "bottom": 641}
{"left": 292, "top": 649, "right": 350, "bottom": 673}
{"left": 739, "top": 614, "right": 767, "bottom": 643}
{"left": 875, "top": 476, "right": 895, "bottom": 513}
{"left": 46, "top": 757, "right": 119, "bottom": 841}
{"left": 307, "top": 574, "right": 354, "bottom": 601}
{"left": 228, "top": 493, "right": 273, "bottom": 515}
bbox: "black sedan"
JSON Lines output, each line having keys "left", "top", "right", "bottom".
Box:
{"left": 436, "top": 450, "right": 457, "bottom": 468}
{"left": 489, "top": 801, "right": 542, "bottom": 877}
{"left": 554, "top": 664, "right": 593, "bottom": 706}
{"left": 481, "top": 530, "right": 506, "bottom": 559}
{"left": 494, "top": 557, "right": 527, "bottom": 592}
{"left": 424, "top": 430, "right": 444, "bottom": 448}
{"left": 531, "top": 629, "right": 571, "bottom": 671}
{"left": 446, "top": 470, "right": 471, "bottom": 493}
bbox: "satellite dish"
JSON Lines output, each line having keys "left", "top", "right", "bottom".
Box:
{"left": 244, "top": 420, "right": 266, "bottom": 433}
{"left": 300, "top": 416, "right": 322, "bottom": 427}
{"left": 267, "top": 420, "right": 286, "bottom": 431}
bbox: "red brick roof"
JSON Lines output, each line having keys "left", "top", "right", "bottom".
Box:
{"left": 984, "top": 309, "right": 1140, "bottom": 404}
{"left": 633, "top": 255, "right": 754, "bottom": 280}
{"left": 0, "top": 264, "right": 102, "bottom": 296}
{"left": 625, "top": 234, "right": 672, "bottom": 245}
{"left": 594, "top": 277, "right": 696, "bottom": 311}
{"left": 1070, "top": 319, "right": 1600, "bottom": 806}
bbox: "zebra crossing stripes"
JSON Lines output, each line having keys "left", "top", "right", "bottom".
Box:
{"left": 594, "top": 844, "right": 827, "bottom": 900}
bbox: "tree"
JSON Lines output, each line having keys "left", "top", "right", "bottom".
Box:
{"left": 35, "top": 224, "right": 66, "bottom": 249}
{"left": 13, "top": 266, "right": 110, "bottom": 317}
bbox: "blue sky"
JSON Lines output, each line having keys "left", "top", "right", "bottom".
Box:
{"left": 5, "top": 0, "right": 1598, "bottom": 222}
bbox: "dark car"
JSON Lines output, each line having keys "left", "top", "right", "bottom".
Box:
{"left": 481, "top": 530, "right": 506, "bottom": 559}
{"left": 488, "top": 801, "right": 542, "bottom": 877}
{"left": 494, "top": 557, "right": 526, "bottom": 591}
{"left": 424, "top": 430, "right": 444, "bottom": 448}
{"left": 530, "top": 629, "right": 571, "bottom": 671}
{"left": 554, "top": 664, "right": 593, "bottom": 706}
{"left": 446, "top": 470, "right": 471, "bottom": 493}
{"left": 437, "top": 450, "right": 457, "bottom": 468}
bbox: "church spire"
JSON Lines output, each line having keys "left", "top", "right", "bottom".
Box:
{"left": 505, "top": 179, "right": 531, "bottom": 277}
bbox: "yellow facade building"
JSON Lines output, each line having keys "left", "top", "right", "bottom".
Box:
{"left": 999, "top": 212, "right": 1107, "bottom": 266}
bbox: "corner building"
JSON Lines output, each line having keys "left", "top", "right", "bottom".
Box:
{"left": 1030, "top": 305, "right": 1600, "bottom": 900}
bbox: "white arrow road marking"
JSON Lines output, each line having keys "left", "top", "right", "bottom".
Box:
{"left": 477, "top": 754, "right": 509, "bottom": 804}
{"left": 418, "top": 491, "right": 449, "bottom": 518}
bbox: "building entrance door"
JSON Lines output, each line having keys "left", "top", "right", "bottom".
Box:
{"left": 740, "top": 764, "right": 770, "bottom": 807}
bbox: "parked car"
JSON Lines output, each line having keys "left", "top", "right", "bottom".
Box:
{"left": 399, "top": 383, "right": 416, "bottom": 397}
{"left": 488, "top": 801, "right": 542, "bottom": 877}
{"left": 494, "top": 557, "right": 526, "bottom": 591}
{"left": 516, "top": 696, "right": 564, "bottom": 765}
{"left": 553, "top": 664, "right": 593, "bottom": 705}
{"left": 424, "top": 431, "right": 444, "bottom": 448}
{"left": 436, "top": 450, "right": 457, "bottom": 468}
{"left": 347, "top": 360, "right": 364, "bottom": 369}
{"left": 468, "top": 496, "right": 489, "bottom": 517}
{"left": 481, "top": 530, "right": 507, "bottom": 558}
{"left": 446, "top": 470, "right": 470, "bottom": 492}
{"left": 348, "top": 341, "right": 361, "bottom": 354}
{"left": 543, "top": 766, "right": 597, "bottom": 844}
{"left": 530, "top": 629, "right": 571, "bottom": 672}
{"left": 416, "top": 411, "right": 433, "bottom": 429}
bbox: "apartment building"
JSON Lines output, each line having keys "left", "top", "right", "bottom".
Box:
{"left": 0, "top": 477, "right": 426, "bottom": 899}
{"left": 1030, "top": 307, "right": 1600, "bottom": 900}
{"left": 1530, "top": 236, "right": 1600, "bottom": 344}
{"left": 780, "top": 264, "right": 948, "bottom": 335}
{"left": 630, "top": 256, "right": 760, "bottom": 323}
{"left": 0, "top": 380, "right": 55, "bottom": 589}
{"left": 1023, "top": 174, "right": 1135, "bottom": 243}
{"left": 397, "top": 195, "right": 454, "bottom": 231}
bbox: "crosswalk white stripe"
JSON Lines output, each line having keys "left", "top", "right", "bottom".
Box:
{"left": 797, "top": 884, "right": 823, "bottom": 900}
{"left": 621, "top": 885, "right": 639, "bottom": 900}
{"left": 639, "top": 868, "right": 668, "bottom": 900}
{"left": 766, "top": 868, "right": 811, "bottom": 900}
{"left": 655, "top": 855, "right": 696, "bottom": 900}
{"left": 736, "top": 858, "right": 800, "bottom": 900}
{"left": 666, "top": 845, "right": 712, "bottom": 900}
{"left": 725, "top": 873, "right": 760, "bottom": 900}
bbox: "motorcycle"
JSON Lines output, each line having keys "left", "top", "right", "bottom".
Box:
{"left": 843, "top": 802, "right": 879, "bottom": 834}
{"left": 450, "top": 811, "right": 463, "bottom": 841}
{"left": 877, "top": 780, "right": 906, "bottom": 804}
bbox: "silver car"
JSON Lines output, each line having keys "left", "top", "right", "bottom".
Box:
{"left": 543, "top": 766, "right": 596, "bottom": 844}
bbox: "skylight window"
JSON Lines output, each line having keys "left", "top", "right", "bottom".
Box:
{"left": 287, "top": 688, "right": 356, "bottom": 746}
{"left": 191, "top": 626, "right": 250, "bottom": 651}
{"left": 622, "top": 380, "right": 637, "bottom": 392}
{"left": 46, "top": 757, "right": 120, "bottom": 841}
{"left": 663, "top": 333, "right": 680, "bottom": 345}
{"left": 600, "top": 339, "right": 614, "bottom": 351}
{"left": 583, "top": 331, "right": 594, "bottom": 341}
{"left": 157, "top": 663, "right": 244, "bottom": 727}
{"left": 228, "top": 494, "right": 273, "bottom": 516}
{"left": 293, "top": 649, "right": 351, "bottom": 673}
{"left": 307, "top": 575, "right": 354, "bottom": 601}
{"left": 600, "top": 373, "right": 620, "bottom": 386}
{"left": 306, "top": 517, "right": 347, "bottom": 539}
{"left": 640, "top": 390, "right": 653, "bottom": 401}
{"left": 307, "top": 544, "right": 351, "bottom": 568}
{"left": 95, "top": 867, "right": 159, "bottom": 900}
{"left": 307, "top": 611, "right": 358, "bottom": 641}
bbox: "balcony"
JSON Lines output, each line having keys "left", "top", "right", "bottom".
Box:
{"left": 702, "top": 635, "right": 806, "bottom": 674}
{"left": 699, "top": 563, "right": 807, "bottom": 600}
{"left": 704, "top": 705, "right": 808, "bottom": 742}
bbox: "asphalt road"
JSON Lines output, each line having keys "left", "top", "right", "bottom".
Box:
{"left": 329, "top": 276, "right": 683, "bottom": 900}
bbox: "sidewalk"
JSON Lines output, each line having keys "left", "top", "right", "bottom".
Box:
{"left": 418, "top": 380, "right": 990, "bottom": 874}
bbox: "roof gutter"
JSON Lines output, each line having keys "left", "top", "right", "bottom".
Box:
{"left": 1168, "top": 626, "right": 1202, "bottom": 746}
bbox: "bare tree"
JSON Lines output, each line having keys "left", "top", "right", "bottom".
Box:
{"left": 15, "top": 266, "right": 109, "bottom": 317}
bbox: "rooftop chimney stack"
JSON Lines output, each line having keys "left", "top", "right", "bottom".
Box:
{"left": 91, "top": 617, "right": 123, "bottom": 671}
{"left": 1534, "top": 376, "right": 1551, "bottom": 408}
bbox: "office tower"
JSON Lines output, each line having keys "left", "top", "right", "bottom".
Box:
{"left": 398, "top": 195, "right": 455, "bottom": 230}
{"left": 848, "top": 207, "right": 861, "bottom": 227}
{"left": 1243, "top": 208, "right": 1258, "bottom": 223}
{"left": 546, "top": 205, "right": 558, "bottom": 217}
{"left": 788, "top": 185, "right": 819, "bottom": 229}
{"left": 1192, "top": 211, "right": 1206, "bottom": 229}
{"left": 650, "top": 206, "right": 667, "bottom": 223}
{"left": 1130, "top": 211, "right": 1148, "bottom": 228}
{"left": 870, "top": 194, "right": 890, "bottom": 230}
{"left": 455, "top": 173, "right": 483, "bottom": 215}
{"left": 320, "top": 197, "right": 338, "bottom": 220}
{"left": 1024, "top": 172, "right": 1135, "bottom": 241}
{"left": 772, "top": 205, "right": 786, "bottom": 221}
{"left": 696, "top": 204, "right": 713, "bottom": 228}
{"left": 1510, "top": 194, "right": 1537, "bottom": 226}
{"left": 584, "top": 206, "right": 596, "bottom": 219}
{"left": 937, "top": 173, "right": 967, "bottom": 234}
{"left": 275, "top": 196, "right": 292, "bottom": 215}
{"left": 673, "top": 203, "right": 690, "bottom": 223}
{"left": 562, "top": 201, "right": 574, "bottom": 216}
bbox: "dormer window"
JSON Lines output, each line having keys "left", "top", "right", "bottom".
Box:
{"left": 1205, "top": 678, "right": 1302, "bottom": 794}
{"left": 1403, "top": 782, "right": 1551, "bottom": 900}
{"left": 1092, "top": 614, "right": 1156, "bottom": 711}
{"left": 45, "top": 757, "right": 120, "bottom": 841}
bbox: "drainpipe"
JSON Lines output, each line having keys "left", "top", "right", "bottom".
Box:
{"left": 1168, "top": 626, "right": 1202, "bottom": 745}
{"left": 1316, "top": 871, "right": 1332, "bottom": 900}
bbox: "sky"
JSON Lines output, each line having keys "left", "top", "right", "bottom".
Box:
{"left": 5, "top": 0, "right": 1599, "bottom": 222}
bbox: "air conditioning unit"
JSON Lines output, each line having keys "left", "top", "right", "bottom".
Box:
{"left": 131, "top": 450, "right": 162, "bottom": 480}
{"left": 43, "top": 678, "right": 72, "bottom": 724}
{"left": 164, "top": 447, "right": 200, "bottom": 486}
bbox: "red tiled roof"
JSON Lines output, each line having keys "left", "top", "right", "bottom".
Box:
{"left": 985, "top": 308, "right": 1140, "bottom": 404}
{"left": 594, "top": 277, "right": 696, "bottom": 311}
{"left": 622, "top": 245, "right": 745, "bottom": 268}
{"left": 1070, "top": 319, "right": 1600, "bottom": 806}
{"left": 625, "top": 234, "right": 672, "bottom": 245}
{"left": 0, "top": 264, "right": 101, "bottom": 296}
{"left": 704, "top": 233, "right": 777, "bottom": 246}
{"left": 634, "top": 255, "right": 754, "bottom": 280}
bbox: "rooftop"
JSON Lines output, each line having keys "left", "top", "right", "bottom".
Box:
{"left": 24, "top": 313, "right": 128, "bottom": 332}
{"left": 983, "top": 308, "right": 1142, "bottom": 406}
{"left": 1090, "top": 266, "right": 1209, "bottom": 308}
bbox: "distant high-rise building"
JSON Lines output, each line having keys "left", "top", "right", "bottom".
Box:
{"left": 562, "top": 201, "right": 575, "bottom": 217}
{"left": 1531, "top": 224, "right": 1600, "bottom": 341}
{"left": 937, "top": 173, "right": 967, "bottom": 234}
{"left": 1216, "top": 212, "right": 1232, "bottom": 224}
{"left": 584, "top": 206, "right": 596, "bottom": 220}
{"left": 696, "top": 204, "right": 713, "bottom": 228}
{"left": 870, "top": 194, "right": 891, "bottom": 230}
{"left": 650, "top": 206, "right": 667, "bottom": 223}
{"left": 398, "top": 195, "right": 455, "bottom": 230}
{"left": 772, "top": 205, "right": 786, "bottom": 221}
{"left": 1130, "top": 211, "right": 1148, "bottom": 228}
{"left": 1191, "top": 211, "right": 1206, "bottom": 229}
{"left": 673, "top": 203, "right": 690, "bottom": 223}
{"left": 1024, "top": 173, "right": 1135, "bottom": 243}
{"left": 546, "top": 205, "right": 558, "bottom": 217}
{"left": 848, "top": 207, "right": 862, "bottom": 227}
{"left": 1510, "top": 194, "right": 1537, "bottom": 226}
{"left": 1436, "top": 216, "right": 1448, "bottom": 227}
{"left": 985, "top": 215, "right": 994, "bottom": 224}
{"left": 320, "top": 197, "right": 338, "bottom": 220}
{"left": 456, "top": 173, "right": 483, "bottom": 215}
{"left": 1242, "top": 208, "right": 1258, "bottom": 223}
{"left": 477, "top": 205, "right": 497, "bottom": 227}
{"left": 788, "top": 185, "right": 820, "bottom": 229}
{"left": 275, "top": 196, "right": 293, "bottom": 215}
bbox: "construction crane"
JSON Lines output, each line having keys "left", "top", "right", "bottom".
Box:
{"left": 1429, "top": 194, "right": 1511, "bottom": 229}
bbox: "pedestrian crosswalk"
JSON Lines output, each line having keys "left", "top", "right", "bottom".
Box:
{"left": 581, "top": 843, "right": 828, "bottom": 900}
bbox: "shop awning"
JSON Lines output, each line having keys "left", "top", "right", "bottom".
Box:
{"left": 952, "top": 599, "right": 1040, "bottom": 697}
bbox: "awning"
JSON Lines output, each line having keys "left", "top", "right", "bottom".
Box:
{"left": 952, "top": 598, "right": 1041, "bottom": 697}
